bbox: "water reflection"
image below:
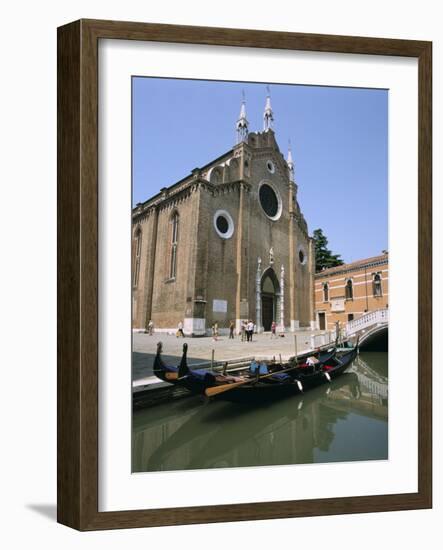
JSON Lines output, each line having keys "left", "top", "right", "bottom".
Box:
{"left": 132, "top": 352, "right": 388, "bottom": 472}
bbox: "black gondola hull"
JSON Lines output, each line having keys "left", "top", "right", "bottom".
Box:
{"left": 212, "top": 348, "right": 358, "bottom": 404}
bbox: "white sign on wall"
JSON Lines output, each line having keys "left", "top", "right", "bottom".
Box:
{"left": 213, "top": 299, "right": 227, "bottom": 313}
{"left": 331, "top": 299, "right": 345, "bottom": 312}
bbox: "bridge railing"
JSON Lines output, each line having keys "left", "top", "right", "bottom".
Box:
{"left": 310, "top": 331, "right": 336, "bottom": 349}
{"left": 345, "top": 308, "right": 389, "bottom": 336}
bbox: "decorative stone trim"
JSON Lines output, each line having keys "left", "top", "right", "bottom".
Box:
{"left": 213, "top": 209, "right": 235, "bottom": 239}
{"left": 258, "top": 179, "right": 282, "bottom": 221}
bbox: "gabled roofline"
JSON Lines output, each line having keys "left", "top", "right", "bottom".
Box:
{"left": 132, "top": 128, "right": 290, "bottom": 216}
{"left": 315, "top": 253, "right": 389, "bottom": 279}
{"left": 132, "top": 146, "right": 235, "bottom": 213}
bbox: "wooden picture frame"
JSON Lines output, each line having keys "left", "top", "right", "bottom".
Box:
{"left": 57, "top": 19, "right": 432, "bottom": 530}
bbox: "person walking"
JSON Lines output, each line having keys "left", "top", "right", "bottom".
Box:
{"left": 147, "top": 320, "right": 154, "bottom": 336}
{"left": 335, "top": 320, "right": 341, "bottom": 345}
{"left": 240, "top": 320, "right": 246, "bottom": 342}
{"left": 270, "top": 320, "right": 276, "bottom": 339}
{"left": 212, "top": 322, "right": 219, "bottom": 341}
{"left": 247, "top": 320, "right": 254, "bottom": 342}
{"left": 229, "top": 320, "right": 235, "bottom": 339}
{"left": 177, "top": 321, "right": 184, "bottom": 338}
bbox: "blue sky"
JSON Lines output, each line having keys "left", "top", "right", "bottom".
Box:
{"left": 132, "top": 77, "right": 388, "bottom": 263}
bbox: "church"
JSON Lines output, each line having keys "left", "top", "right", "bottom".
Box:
{"left": 132, "top": 92, "right": 315, "bottom": 335}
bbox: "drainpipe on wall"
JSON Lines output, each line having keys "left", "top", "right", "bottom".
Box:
{"left": 364, "top": 265, "right": 369, "bottom": 312}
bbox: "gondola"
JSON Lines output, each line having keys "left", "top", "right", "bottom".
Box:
{"left": 205, "top": 345, "right": 358, "bottom": 404}
{"left": 153, "top": 342, "right": 216, "bottom": 392}
{"left": 294, "top": 346, "right": 358, "bottom": 389}
{"left": 153, "top": 341, "right": 340, "bottom": 397}
{"left": 152, "top": 342, "right": 182, "bottom": 382}
{"left": 153, "top": 342, "right": 261, "bottom": 393}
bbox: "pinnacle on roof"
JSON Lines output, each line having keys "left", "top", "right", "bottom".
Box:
{"left": 263, "top": 86, "right": 274, "bottom": 131}
{"left": 287, "top": 140, "right": 295, "bottom": 182}
{"left": 236, "top": 91, "right": 249, "bottom": 143}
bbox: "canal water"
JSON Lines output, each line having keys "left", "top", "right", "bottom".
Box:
{"left": 132, "top": 352, "right": 388, "bottom": 472}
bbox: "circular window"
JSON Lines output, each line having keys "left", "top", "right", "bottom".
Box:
{"left": 266, "top": 160, "right": 275, "bottom": 173}
{"left": 216, "top": 216, "right": 229, "bottom": 234}
{"left": 213, "top": 210, "right": 234, "bottom": 239}
{"left": 298, "top": 245, "right": 307, "bottom": 265}
{"left": 259, "top": 182, "right": 281, "bottom": 220}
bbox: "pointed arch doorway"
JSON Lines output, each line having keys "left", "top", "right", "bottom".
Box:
{"left": 261, "top": 268, "right": 280, "bottom": 331}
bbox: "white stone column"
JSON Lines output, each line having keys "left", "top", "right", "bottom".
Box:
{"left": 256, "top": 257, "right": 262, "bottom": 332}
{"left": 279, "top": 264, "right": 285, "bottom": 332}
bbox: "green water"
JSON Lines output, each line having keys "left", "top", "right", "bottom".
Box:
{"left": 132, "top": 352, "right": 388, "bottom": 472}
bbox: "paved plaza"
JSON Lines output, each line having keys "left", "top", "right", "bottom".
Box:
{"left": 133, "top": 329, "right": 327, "bottom": 385}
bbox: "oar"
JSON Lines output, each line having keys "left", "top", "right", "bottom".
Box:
{"left": 205, "top": 362, "right": 302, "bottom": 397}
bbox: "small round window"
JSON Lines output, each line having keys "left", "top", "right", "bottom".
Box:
{"left": 213, "top": 210, "right": 234, "bottom": 239}
{"left": 259, "top": 182, "right": 281, "bottom": 220}
{"left": 266, "top": 160, "right": 275, "bottom": 173}
{"left": 298, "top": 245, "right": 307, "bottom": 265}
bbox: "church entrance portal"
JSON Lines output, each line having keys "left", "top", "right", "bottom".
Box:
{"left": 262, "top": 295, "right": 274, "bottom": 331}
{"left": 261, "top": 269, "right": 280, "bottom": 331}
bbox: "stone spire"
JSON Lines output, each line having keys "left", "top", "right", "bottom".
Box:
{"left": 287, "top": 140, "right": 295, "bottom": 182}
{"left": 263, "top": 86, "right": 274, "bottom": 132}
{"left": 236, "top": 91, "right": 249, "bottom": 143}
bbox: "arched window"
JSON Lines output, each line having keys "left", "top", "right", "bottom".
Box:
{"left": 133, "top": 227, "right": 142, "bottom": 287}
{"left": 209, "top": 166, "right": 223, "bottom": 184}
{"left": 323, "top": 283, "right": 329, "bottom": 302}
{"left": 373, "top": 273, "right": 382, "bottom": 297}
{"left": 345, "top": 279, "right": 353, "bottom": 300}
{"left": 169, "top": 212, "right": 179, "bottom": 279}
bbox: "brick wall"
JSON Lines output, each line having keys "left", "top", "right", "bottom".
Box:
{"left": 314, "top": 255, "right": 389, "bottom": 330}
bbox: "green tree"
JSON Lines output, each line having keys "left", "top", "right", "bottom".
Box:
{"left": 313, "top": 228, "right": 344, "bottom": 272}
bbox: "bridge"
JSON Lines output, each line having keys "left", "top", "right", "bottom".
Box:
{"left": 345, "top": 308, "right": 389, "bottom": 351}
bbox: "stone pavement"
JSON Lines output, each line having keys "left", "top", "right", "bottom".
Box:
{"left": 133, "top": 329, "right": 327, "bottom": 385}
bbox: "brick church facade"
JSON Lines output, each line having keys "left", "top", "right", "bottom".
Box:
{"left": 132, "top": 94, "right": 315, "bottom": 335}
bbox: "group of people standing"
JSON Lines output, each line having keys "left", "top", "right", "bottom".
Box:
{"left": 241, "top": 320, "right": 256, "bottom": 342}
{"left": 146, "top": 319, "right": 274, "bottom": 340}
{"left": 212, "top": 320, "right": 257, "bottom": 341}
{"left": 217, "top": 320, "right": 255, "bottom": 341}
